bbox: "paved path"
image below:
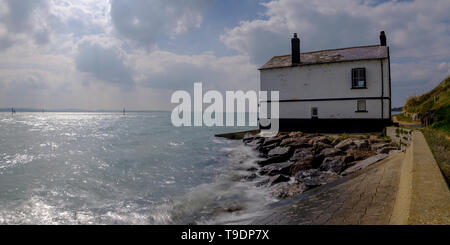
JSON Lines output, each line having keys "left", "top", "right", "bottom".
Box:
{"left": 407, "top": 132, "right": 450, "bottom": 224}
{"left": 252, "top": 153, "right": 405, "bottom": 225}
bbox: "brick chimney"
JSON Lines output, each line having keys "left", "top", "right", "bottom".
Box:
{"left": 291, "top": 33, "right": 300, "bottom": 66}
{"left": 380, "top": 31, "right": 387, "bottom": 46}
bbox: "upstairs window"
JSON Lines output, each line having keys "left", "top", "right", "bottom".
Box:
{"left": 352, "top": 68, "right": 366, "bottom": 88}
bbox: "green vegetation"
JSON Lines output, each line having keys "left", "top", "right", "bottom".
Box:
{"left": 422, "top": 128, "right": 450, "bottom": 183}
{"left": 395, "top": 113, "right": 415, "bottom": 123}
{"left": 403, "top": 76, "right": 450, "bottom": 183}
{"left": 404, "top": 76, "right": 450, "bottom": 133}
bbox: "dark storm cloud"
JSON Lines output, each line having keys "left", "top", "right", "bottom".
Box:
{"left": 76, "top": 42, "right": 134, "bottom": 88}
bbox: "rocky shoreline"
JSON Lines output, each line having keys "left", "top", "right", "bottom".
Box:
{"left": 241, "top": 132, "right": 401, "bottom": 199}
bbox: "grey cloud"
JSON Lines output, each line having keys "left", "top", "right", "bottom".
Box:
{"left": 144, "top": 64, "right": 214, "bottom": 91}
{"left": 221, "top": 0, "right": 450, "bottom": 107}
{"left": 76, "top": 42, "right": 135, "bottom": 88}
{"left": 221, "top": 1, "right": 374, "bottom": 65}
{"left": 110, "top": 0, "right": 212, "bottom": 46}
{"left": 0, "top": 0, "right": 51, "bottom": 46}
{"left": 138, "top": 53, "right": 258, "bottom": 93}
{"left": 3, "top": 0, "right": 45, "bottom": 32}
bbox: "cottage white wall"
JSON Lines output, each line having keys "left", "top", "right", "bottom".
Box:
{"left": 262, "top": 100, "right": 384, "bottom": 119}
{"left": 260, "top": 58, "right": 390, "bottom": 119}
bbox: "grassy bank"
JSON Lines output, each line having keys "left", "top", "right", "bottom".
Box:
{"left": 422, "top": 128, "right": 450, "bottom": 184}
{"left": 404, "top": 76, "right": 450, "bottom": 133}
{"left": 395, "top": 113, "right": 415, "bottom": 123}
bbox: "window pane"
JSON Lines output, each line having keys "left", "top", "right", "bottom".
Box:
{"left": 352, "top": 68, "right": 366, "bottom": 87}
{"left": 357, "top": 100, "right": 366, "bottom": 111}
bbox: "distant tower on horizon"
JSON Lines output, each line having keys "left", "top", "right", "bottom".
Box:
{"left": 123, "top": 107, "right": 125, "bottom": 115}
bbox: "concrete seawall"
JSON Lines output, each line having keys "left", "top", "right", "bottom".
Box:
{"left": 390, "top": 131, "right": 450, "bottom": 224}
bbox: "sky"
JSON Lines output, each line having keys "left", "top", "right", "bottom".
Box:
{"left": 0, "top": 0, "right": 449, "bottom": 111}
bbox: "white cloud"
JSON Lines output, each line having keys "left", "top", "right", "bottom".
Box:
{"left": 128, "top": 50, "right": 258, "bottom": 93}
{"left": 1, "top": 0, "right": 449, "bottom": 110}
{"left": 222, "top": 0, "right": 450, "bottom": 63}
{"left": 110, "top": 0, "right": 212, "bottom": 46}
{"left": 221, "top": 0, "right": 450, "bottom": 107}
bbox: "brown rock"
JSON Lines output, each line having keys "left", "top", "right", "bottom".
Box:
{"left": 335, "top": 138, "right": 355, "bottom": 151}
{"left": 320, "top": 156, "right": 348, "bottom": 173}
{"left": 319, "top": 148, "right": 344, "bottom": 158}
{"left": 290, "top": 156, "right": 315, "bottom": 175}
{"left": 295, "top": 169, "right": 339, "bottom": 187}
{"left": 262, "top": 134, "right": 288, "bottom": 146}
{"left": 354, "top": 139, "right": 369, "bottom": 149}
{"left": 371, "top": 143, "right": 389, "bottom": 151}
{"left": 268, "top": 174, "right": 291, "bottom": 186}
{"left": 271, "top": 182, "right": 305, "bottom": 199}
{"left": 259, "top": 162, "right": 293, "bottom": 176}
{"left": 256, "top": 142, "right": 279, "bottom": 155}
{"left": 267, "top": 146, "right": 292, "bottom": 157}
{"left": 257, "top": 154, "right": 290, "bottom": 166}
{"left": 313, "top": 142, "right": 333, "bottom": 154}
{"left": 290, "top": 147, "right": 314, "bottom": 162}
{"left": 347, "top": 149, "right": 375, "bottom": 161}
{"left": 377, "top": 146, "right": 398, "bottom": 154}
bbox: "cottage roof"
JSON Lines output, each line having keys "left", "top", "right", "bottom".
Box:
{"left": 259, "top": 45, "right": 388, "bottom": 70}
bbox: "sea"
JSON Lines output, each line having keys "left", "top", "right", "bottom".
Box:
{"left": 0, "top": 112, "right": 276, "bottom": 225}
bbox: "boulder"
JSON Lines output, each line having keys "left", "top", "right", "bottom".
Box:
{"left": 377, "top": 146, "right": 398, "bottom": 154}
{"left": 256, "top": 142, "right": 279, "bottom": 156}
{"left": 335, "top": 138, "right": 355, "bottom": 151}
{"left": 290, "top": 147, "right": 314, "bottom": 162}
{"left": 290, "top": 156, "right": 315, "bottom": 175}
{"left": 267, "top": 146, "right": 292, "bottom": 157}
{"left": 371, "top": 143, "right": 389, "bottom": 151}
{"left": 257, "top": 147, "right": 294, "bottom": 166}
{"left": 243, "top": 134, "right": 261, "bottom": 143}
{"left": 320, "top": 156, "right": 345, "bottom": 173}
{"left": 244, "top": 137, "right": 264, "bottom": 147}
{"left": 259, "top": 162, "right": 293, "bottom": 176}
{"left": 257, "top": 155, "right": 288, "bottom": 166}
{"left": 268, "top": 174, "right": 291, "bottom": 186}
{"left": 295, "top": 169, "right": 339, "bottom": 187}
{"left": 271, "top": 182, "right": 305, "bottom": 199}
{"left": 319, "top": 148, "right": 344, "bottom": 158}
{"left": 308, "top": 136, "right": 331, "bottom": 145}
{"left": 313, "top": 142, "right": 333, "bottom": 154}
{"left": 223, "top": 204, "right": 245, "bottom": 213}
{"left": 262, "top": 134, "right": 288, "bottom": 147}
{"left": 255, "top": 178, "right": 270, "bottom": 187}
{"left": 347, "top": 149, "right": 375, "bottom": 161}
{"left": 280, "top": 137, "right": 310, "bottom": 148}
{"left": 354, "top": 139, "right": 369, "bottom": 149}
{"left": 243, "top": 173, "right": 258, "bottom": 181}
{"left": 288, "top": 132, "right": 303, "bottom": 137}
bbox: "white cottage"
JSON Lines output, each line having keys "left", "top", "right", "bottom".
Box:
{"left": 259, "top": 32, "right": 392, "bottom": 132}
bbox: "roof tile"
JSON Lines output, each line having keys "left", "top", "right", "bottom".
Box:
{"left": 259, "top": 45, "right": 388, "bottom": 70}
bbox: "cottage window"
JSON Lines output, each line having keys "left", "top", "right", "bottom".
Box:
{"left": 356, "top": 100, "right": 367, "bottom": 112}
{"left": 311, "top": 107, "right": 318, "bottom": 119}
{"left": 352, "top": 68, "right": 366, "bottom": 88}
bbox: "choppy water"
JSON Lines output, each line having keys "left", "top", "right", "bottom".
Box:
{"left": 0, "top": 112, "right": 273, "bottom": 224}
